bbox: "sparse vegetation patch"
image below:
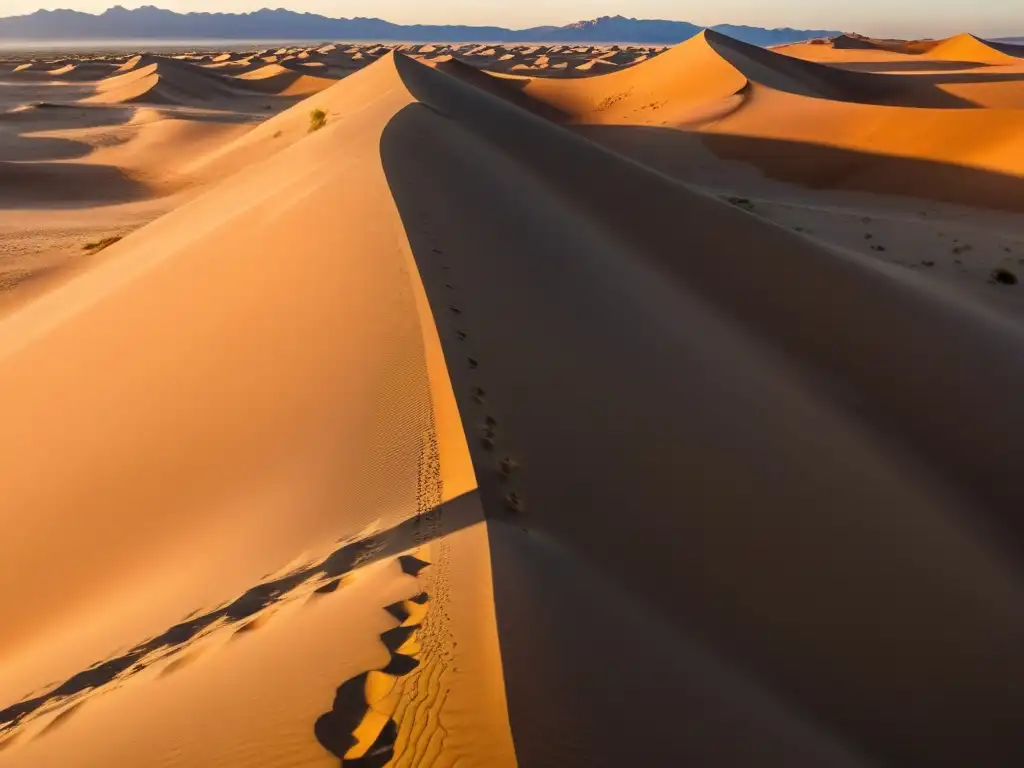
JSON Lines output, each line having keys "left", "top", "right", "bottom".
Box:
{"left": 309, "top": 108, "right": 328, "bottom": 133}
{"left": 991, "top": 268, "right": 1018, "bottom": 286}
{"left": 724, "top": 196, "right": 756, "bottom": 212}
{"left": 83, "top": 236, "right": 122, "bottom": 253}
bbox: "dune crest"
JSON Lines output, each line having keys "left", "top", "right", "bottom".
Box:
{"left": 920, "top": 33, "right": 1023, "bottom": 64}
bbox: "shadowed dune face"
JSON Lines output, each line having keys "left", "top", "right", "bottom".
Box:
{"left": 83, "top": 59, "right": 250, "bottom": 106}
{"left": 457, "top": 31, "right": 1024, "bottom": 208}
{"left": 0, "top": 161, "right": 148, "bottom": 207}
{"left": 514, "top": 29, "right": 985, "bottom": 125}
{"left": 380, "top": 51, "right": 1024, "bottom": 765}
{"left": 232, "top": 64, "right": 337, "bottom": 97}
{"left": 579, "top": 125, "right": 1024, "bottom": 213}
{"left": 923, "top": 33, "right": 1024, "bottom": 64}
{"left": 0, "top": 501, "right": 469, "bottom": 737}
{"left": 703, "top": 29, "right": 976, "bottom": 107}
{"left": 0, "top": 32, "right": 1024, "bottom": 768}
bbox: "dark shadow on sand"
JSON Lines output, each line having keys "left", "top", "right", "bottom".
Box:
{"left": 705, "top": 31, "right": 977, "bottom": 109}
{"left": 380, "top": 52, "right": 1024, "bottom": 766}
{"left": 0, "top": 492, "right": 477, "bottom": 736}
{"left": 0, "top": 161, "right": 149, "bottom": 208}
{"left": 830, "top": 59, "right": 994, "bottom": 73}
{"left": 576, "top": 124, "right": 1024, "bottom": 213}
{"left": 313, "top": 555, "right": 433, "bottom": 766}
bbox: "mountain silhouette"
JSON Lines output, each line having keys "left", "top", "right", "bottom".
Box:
{"left": 0, "top": 7, "right": 839, "bottom": 46}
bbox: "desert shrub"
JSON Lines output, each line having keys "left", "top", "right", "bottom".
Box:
{"left": 82, "top": 236, "right": 122, "bottom": 253}
{"left": 991, "top": 268, "right": 1018, "bottom": 285}
{"left": 309, "top": 108, "right": 327, "bottom": 133}
{"left": 724, "top": 196, "right": 755, "bottom": 212}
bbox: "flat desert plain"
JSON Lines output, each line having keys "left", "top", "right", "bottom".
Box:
{"left": 0, "top": 31, "right": 1023, "bottom": 768}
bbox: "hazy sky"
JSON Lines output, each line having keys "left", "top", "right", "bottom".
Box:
{"left": 6, "top": 1, "right": 1022, "bottom": 38}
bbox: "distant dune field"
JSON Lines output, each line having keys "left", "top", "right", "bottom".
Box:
{"left": 1, "top": 31, "right": 1023, "bottom": 768}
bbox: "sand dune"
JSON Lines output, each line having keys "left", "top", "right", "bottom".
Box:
{"left": 201, "top": 57, "right": 265, "bottom": 74}
{"left": 83, "top": 58, "right": 248, "bottom": 106}
{"left": 705, "top": 30, "right": 971, "bottom": 106}
{"left": 828, "top": 33, "right": 891, "bottom": 50}
{"left": 0, "top": 31, "right": 1023, "bottom": 768}
{"left": 233, "top": 64, "right": 337, "bottom": 97}
{"left": 918, "top": 33, "right": 1024, "bottom": 64}
{"left": 517, "top": 33, "right": 748, "bottom": 125}
{"left": 114, "top": 54, "right": 153, "bottom": 73}
{"left": 43, "top": 62, "right": 117, "bottom": 82}
{"left": 5, "top": 60, "right": 116, "bottom": 82}
{"left": 0, "top": 50, "right": 292, "bottom": 302}
{"left": 502, "top": 30, "right": 1024, "bottom": 210}
{"left": 787, "top": 32, "right": 1024, "bottom": 65}
{"left": 520, "top": 30, "right": 975, "bottom": 123}
{"left": 451, "top": 43, "right": 660, "bottom": 78}
{"left": 774, "top": 37, "right": 1024, "bottom": 108}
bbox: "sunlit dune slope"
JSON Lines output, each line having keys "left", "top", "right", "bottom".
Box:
{"left": 0, "top": 51, "right": 512, "bottom": 767}
{"left": 501, "top": 30, "right": 1024, "bottom": 207}
{"left": 518, "top": 32, "right": 749, "bottom": 125}
{"left": 918, "top": 33, "right": 1024, "bottom": 64}
{"left": 518, "top": 29, "right": 971, "bottom": 122}
{"left": 8, "top": 61, "right": 117, "bottom": 82}
{"left": 83, "top": 57, "right": 247, "bottom": 105}
{"left": 703, "top": 29, "right": 973, "bottom": 106}
{"left": 233, "top": 64, "right": 337, "bottom": 97}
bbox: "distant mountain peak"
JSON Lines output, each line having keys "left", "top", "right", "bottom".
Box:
{"left": 567, "top": 16, "right": 634, "bottom": 28}
{"left": 0, "top": 6, "right": 840, "bottom": 45}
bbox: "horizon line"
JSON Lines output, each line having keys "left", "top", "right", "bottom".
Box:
{"left": 5, "top": 5, "right": 1022, "bottom": 41}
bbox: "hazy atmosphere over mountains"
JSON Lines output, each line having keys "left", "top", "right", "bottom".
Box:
{"left": 0, "top": 6, "right": 839, "bottom": 44}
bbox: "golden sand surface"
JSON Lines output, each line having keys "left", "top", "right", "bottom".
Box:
{"left": 1, "top": 32, "right": 1023, "bottom": 767}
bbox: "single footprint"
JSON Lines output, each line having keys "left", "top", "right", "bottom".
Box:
{"left": 314, "top": 579, "right": 342, "bottom": 595}
{"left": 397, "top": 555, "right": 431, "bottom": 577}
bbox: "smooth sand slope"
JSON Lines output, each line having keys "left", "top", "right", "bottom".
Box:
{"left": 0, "top": 54, "right": 512, "bottom": 767}
{"left": 84, "top": 57, "right": 275, "bottom": 106}
{"left": 915, "top": 33, "right": 1024, "bottom": 64}
{"left": 0, "top": 45, "right": 359, "bottom": 310}
{"left": 505, "top": 30, "right": 1024, "bottom": 312}
{"left": 0, "top": 43, "right": 1023, "bottom": 767}
{"left": 505, "top": 30, "right": 1024, "bottom": 217}
{"left": 234, "top": 64, "right": 337, "bottom": 97}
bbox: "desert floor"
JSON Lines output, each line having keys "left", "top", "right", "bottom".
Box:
{"left": 1, "top": 32, "right": 1023, "bottom": 767}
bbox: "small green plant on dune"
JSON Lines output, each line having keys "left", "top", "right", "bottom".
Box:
{"left": 309, "top": 108, "right": 328, "bottom": 133}
{"left": 82, "top": 236, "right": 122, "bottom": 253}
{"left": 723, "top": 195, "right": 755, "bottom": 212}
{"left": 991, "top": 268, "right": 1018, "bottom": 286}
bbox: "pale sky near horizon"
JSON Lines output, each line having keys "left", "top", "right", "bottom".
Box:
{"left": 4, "top": 1, "right": 1021, "bottom": 39}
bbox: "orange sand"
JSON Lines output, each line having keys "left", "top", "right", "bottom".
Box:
{"left": 1, "top": 31, "right": 1024, "bottom": 767}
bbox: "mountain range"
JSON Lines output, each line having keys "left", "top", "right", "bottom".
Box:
{"left": 0, "top": 7, "right": 840, "bottom": 45}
